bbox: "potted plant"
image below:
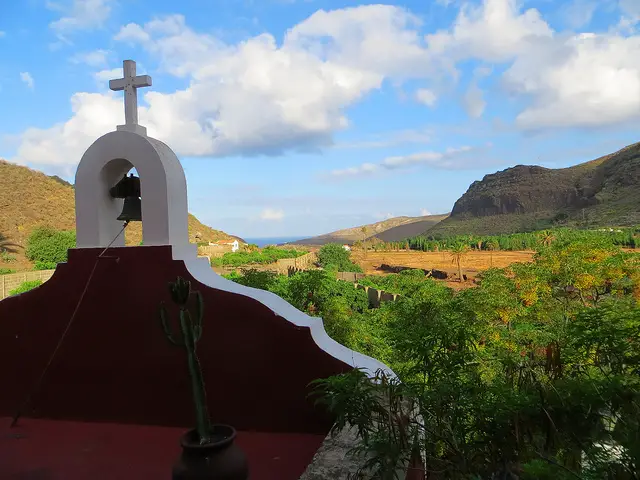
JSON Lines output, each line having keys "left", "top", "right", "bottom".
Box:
{"left": 160, "top": 276, "right": 249, "bottom": 480}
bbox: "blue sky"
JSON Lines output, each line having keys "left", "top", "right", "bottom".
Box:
{"left": 1, "top": 0, "right": 640, "bottom": 238}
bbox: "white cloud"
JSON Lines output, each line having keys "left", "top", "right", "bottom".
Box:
{"left": 503, "top": 33, "right": 640, "bottom": 129}
{"left": 426, "top": 0, "right": 640, "bottom": 130}
{"left": 93, "top": 67, "right": 122, "bottom": 83}
{"left": 11, "top": 0, "right": 640, "bottom": 172}
{"left": 373, "top": 212, "right": 395, "bottom": 220}
{"left": 425, "top": 0, "right": 554, "bottom": 63}
{"left": 420, "top": 208, "right": 432, "bottom": 216}
{"left": 462, "top": 83, "right": 486, "bottom": 118}
{"left": 415, "top": 88, "right": 437, "bottom": 107}
{"left": 20, "top": 72, "right": 34, "bottom": 89}
{"left": 328, "top": 144, "right": 489, "bottom": 178}
{"left": 70, "top": 49, "right": 110, "bottom": 67}
{"left": 48, "top": 0, "right": 113, "bottom": 40}
{"left": 12, "top": 6, "right": 441, "bottom": 171}
{"left": 260, "top": 208, "right": 285, "bottom": 221}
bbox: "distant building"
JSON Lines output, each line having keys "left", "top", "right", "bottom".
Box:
{"left": 343, "top": 244, "right": 351, "bottom": 251}
{"left": 209, "top": 239, "right": 240, "bottom": 252}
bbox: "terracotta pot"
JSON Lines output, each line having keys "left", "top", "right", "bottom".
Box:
{"left": 172, "top": 425, "right": 249, "bottom": 480}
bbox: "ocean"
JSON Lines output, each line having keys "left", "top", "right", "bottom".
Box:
{"left": 243, "top": 237, "right": 307, "bottom": 248}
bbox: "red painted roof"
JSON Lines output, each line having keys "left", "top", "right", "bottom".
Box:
{"left": 1, "top": 417, "right": 325, "bottom": 479}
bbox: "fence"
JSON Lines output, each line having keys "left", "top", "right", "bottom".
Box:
{"left": 0, "top": 269, "right": 56, "bottom": 300}
{"left": 353, "top": 283, "right": 401, "bottom": 309}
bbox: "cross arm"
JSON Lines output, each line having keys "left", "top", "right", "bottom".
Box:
{"left": 132, "top": 75, "right": 152, "bottom": 88}
{"left": 109, "top": 78, "right": 127, "bottom": 91}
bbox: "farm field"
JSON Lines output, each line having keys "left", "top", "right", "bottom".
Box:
{"left": 350, "top": 250, "right": 535, "bottom": 287}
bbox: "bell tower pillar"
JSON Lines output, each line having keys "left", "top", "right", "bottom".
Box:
{"left": 73, "top": 60, "right": 195, "bottom": 260}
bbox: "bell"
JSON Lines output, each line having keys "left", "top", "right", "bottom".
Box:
{"left": 117, "top": 196, "right": 142, "bottom": 222}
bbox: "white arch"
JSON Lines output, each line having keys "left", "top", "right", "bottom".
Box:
{"left": 74, "top": 130, "right": 195, "bottom": 260}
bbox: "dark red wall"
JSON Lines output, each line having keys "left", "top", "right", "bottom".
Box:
{"left": 0, "top": 246, "right": 351, "bottom": 434}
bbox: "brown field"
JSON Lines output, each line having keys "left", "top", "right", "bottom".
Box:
{"left": 350, "top": 250, "right": 536, "bottom": 289}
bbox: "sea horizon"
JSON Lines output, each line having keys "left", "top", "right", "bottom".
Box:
{"left": 243, "top": 236, "right": 308, "bottom": 247}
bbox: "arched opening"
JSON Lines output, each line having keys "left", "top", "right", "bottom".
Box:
{"left": 106, "top": 164, "right": 145, "bottom": 246}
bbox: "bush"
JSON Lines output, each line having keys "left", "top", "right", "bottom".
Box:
{"left": 0, "top": 268, "right": 15, "bottom": 275}
{"left": 25, "top": 227, "right": 75, "bottom": 265}
{"left": 317, "top": 243, "right": 362, "bottom": 272}
{"left": 34, "top": 261, "right": 58, "bottom": 270}
{"left": 9, "top": 280, "right": 43, "bottom": 296}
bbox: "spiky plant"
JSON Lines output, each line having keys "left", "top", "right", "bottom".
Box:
{"left": 159, "top": 276, "right": 213, "bottom": 444}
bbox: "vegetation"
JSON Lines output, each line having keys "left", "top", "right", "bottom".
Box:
{"left": 210, "top": 246, "right": 306, "bottom": 267}
{"left": 0, "top": 268, "right": 15, "bottom": 275}
{"left": 404, "top": 226, "right": 640, "bottom": 252}
{"left": 9, "top": 280, "right": 43, "bottom": 296}
{"left": 227, "top": 235, "right": 640, "bottom": 479}
{"left": 25, "top": 226, "right": 75, "bottom": 266}
{"left": 317, "top": 243, "right": 362, "bottom": 273}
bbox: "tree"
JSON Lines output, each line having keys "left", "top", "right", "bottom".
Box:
{"left": 538, "top": 230, "right": 555, "bottom": 248}
{"left": 485, "top": 238, "right": 499, "bottom": 267}
{"left": 25, "top": 226, "right": 76, "bottom": 266}
{"left": 449, "top": 243, "right": 469, "bottom": 282}
{"left": 317, "top": 243, "right": 362, "bottom": 273}
{"left": 361, "top": 226, "right": 368, "bottom": 259}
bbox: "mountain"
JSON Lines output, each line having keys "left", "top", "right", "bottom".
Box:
{"left": 0, "top": 160, "right": 239, "bottom": 269}
{"left": 290, "top": 214, "right": 448, "bottom": 246}
{"left": 427, "top": 142, "right": 640, "bottom": 237}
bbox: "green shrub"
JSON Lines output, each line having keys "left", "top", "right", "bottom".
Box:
{"left": 317, "top": 243, "right": 362, "bottom": 272}
{"left": 34, "top": 261, "right": 58, "bottom": 270}
{"left": 9, "top": 280, "right": 43, "bottom": 296}
{"left": 25, "top": 227, "right": 75, "bottom": 264}
{"left": 0, "top": 268, "right": 15, "bottom": 275}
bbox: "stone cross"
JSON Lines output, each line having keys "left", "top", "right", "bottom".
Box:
{"left": 109, "top": 60, "right": 152, "bottom": 135}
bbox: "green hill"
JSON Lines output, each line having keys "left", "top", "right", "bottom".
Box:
{"left": 426, "top": 142, "right": 640, "bottom": 237}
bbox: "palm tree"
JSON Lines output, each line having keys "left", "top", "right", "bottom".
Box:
{"left": 538, "top": 230, "right": 555, "bottom": 248}
{"left": 361, "top": 226, "right": 368, "bottom": 259}
{"left": 449, "top": 243, "right": 470, "bottom": 282}
{"left": 486, "top": 239, "right": 499, "bottom": 267}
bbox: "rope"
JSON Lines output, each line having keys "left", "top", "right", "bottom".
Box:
{"left": 10, "top": 221, "right": 131, "bottom": 428}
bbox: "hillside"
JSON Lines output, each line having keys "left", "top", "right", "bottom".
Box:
{"left": 0, "top": 160, "right": 239, "bottom": 270}
{"left": 291, "top": 214, "right": 447, "bottom": 246}
{"left": 427, "top": 142, "right": 640, "bottom": 237}
{"left": 374, "top": 214, "right": 449, "bottom": 242}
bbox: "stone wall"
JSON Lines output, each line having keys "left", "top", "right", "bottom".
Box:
{"left": 335, "top": 271, "right": 367, "bottom": 282}
{"left": 0, "top": 269, "right": 55, "bottom": 300}
{"left": 354, "top": 283, "right": 401, "bottom": 308}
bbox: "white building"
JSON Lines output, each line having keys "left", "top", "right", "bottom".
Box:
{"left": 209, "top": 239, "right": 240, "bottom": 252}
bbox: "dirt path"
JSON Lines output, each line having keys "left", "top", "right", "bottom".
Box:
{"left": 351, "top": 250, "right": 535, "bottom": 289}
